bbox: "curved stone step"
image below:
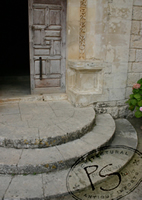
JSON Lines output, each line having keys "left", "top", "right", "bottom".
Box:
{"left": 0, "top": 101, "right": 95, "bottom": 149}
{"left": 0, "top": 119, "right": 138, "bottom": 200}
{"left": 0, "top": 114, "right": 115, "bottom": 175}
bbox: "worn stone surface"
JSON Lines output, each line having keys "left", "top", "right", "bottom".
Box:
{"left": 0, "top": 101, "right": 95, "bottom": 149}
{"left": 0, "top": 118, "right": 139, "bottom": 200}
{"left": 112, "top": 119, "right": 138, "bottom": 148}
{"left": 0, "top": 114, "right": 115, "bottom": 175}
{"left": 133, "top": 6, "right": 142, "bottom": 20}
{"left": 131, "top": 21, "right": 140, "bottom": 35}
{"left": 129, "top": 49, "right": 136, "bottom": 61}
{"left": 127, "top": 73, "right": 140, "bottom": 86}
{"left": 4, "top": 175, "right": 44, "bottom": 200}
{"left": 131, "top": 63, "right": 142, "bottom": 72}
{"left": 136, "top": 49, "right": 142, "bottom": 61}
{"left": 130, "top": 35, "right": 142, "bottom": 48}
{"left": 0, "top": 175, "right": 12, "bottom": 199}
{"left": 134, "top": 0, "right": 142, "bottom": 6}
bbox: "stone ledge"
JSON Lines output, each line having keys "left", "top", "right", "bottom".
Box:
{"left": 0, "top": 114, "right": 115, "bottom": 175}
{"left": 0, "top": 101, "right": 95, "bottom": 149}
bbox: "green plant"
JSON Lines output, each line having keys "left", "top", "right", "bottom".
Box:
{"left": 126, "top": 78, "right": 142, "bottom": 118}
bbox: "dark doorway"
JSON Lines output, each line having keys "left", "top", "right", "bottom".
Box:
{"left": 0, "top": 0, "right": 30, "bottom": 98}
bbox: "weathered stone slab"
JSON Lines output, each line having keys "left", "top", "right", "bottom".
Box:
{"left": 0, "top": 101, "right": 95, "bottom": 149}
{"left": 0, "top": 175, "right": 12, "bottom": 199}
{"left": 133, "top": 6, "right": 142, "bottom": 20}
{"left": 4, "top": 175, "right": 43, "bottom": 199}
{"left": 0, "top": 114, "right": 115, "bottom": 175}
{"left": 131, "top": 35, "right": 142, "bottom": 48}
{"left": 136, "top": 49, "right": 142, "bottom": 61}
{"left": 134, "top": 0, "right": 142, "bottom": 6}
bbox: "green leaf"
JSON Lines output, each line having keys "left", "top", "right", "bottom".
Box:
{"left": 137, "top": 78, "right": 142, "bottom": 84}
{"left": 134, "top": 93, "right": 141, "bottom": 100}
{"left": 136, "top": 107, "right": 139, "bottom": 111}
{"left": 130, "top": 99, "right": 137, "bottom": 106}
{"left": 126, "top": 99, "right": 131, "bottom": 105}
{"left": 135, "top": 110, "right": 142, "bottom": 118}
{"left": 133, "top": 88, "right": 140, "bottom": 94}
{"left": 138, "top": 100, "right": 142, "bottom": 107}
{"left": 130, "top": 94, "right": 134, "bottom": 99}
{"left": 139, "top": 90, "right": 142, "bottom": 95}
{"left": 129, "top": 105, "right": 135, "bottom": 111}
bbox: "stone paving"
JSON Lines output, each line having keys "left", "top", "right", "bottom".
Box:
{"left": 0, "top": 99, "right": 141, "bottom": 200}
{"left": 0, "top": 113, "right": 115, "bottom": 175}
{"left": 0, "top": 100, "right": 95, "bottom": 148}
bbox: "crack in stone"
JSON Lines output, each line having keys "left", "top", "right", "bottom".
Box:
{"left": 2, "top": 175, "right": 13, "bottom": 200}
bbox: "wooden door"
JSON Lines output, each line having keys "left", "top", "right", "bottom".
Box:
{"left": 28, "top": 0, "right": 66, "bottom": 94}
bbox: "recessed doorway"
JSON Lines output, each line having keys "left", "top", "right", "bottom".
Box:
{"left": 0, "top": 0, "right": 30, "bottom": 98}
{"left": 29, "top": 0, "right": 67, "bottom": 94}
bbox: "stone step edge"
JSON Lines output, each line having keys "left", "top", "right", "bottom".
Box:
{"left": 0, "top": 117, "right": 96, "bottom": 149}
{"left": 0, "top": 119, "right": 138, "bottom": 200}
{"left": 0, "top": 93, "right": 68, "bottom": 103}
{"left": 0, "top": 114, "right": 115, "bottom": 175}
{"left": 1, "top": 145, "right": 138, "bottom": 200}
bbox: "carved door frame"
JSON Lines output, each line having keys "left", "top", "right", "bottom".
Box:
{"left": 28, "top": 0, "right": 67, "bottom": 94}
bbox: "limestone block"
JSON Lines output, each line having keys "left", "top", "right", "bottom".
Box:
{"left": 127, "top": 73, "right": 140, "bottom": 86}
{"left": 111, "top": 0, "right": 133, "bottom": 8}
{"left": 134, "top": 0, "right": 142, "bottom": 6}
{"left": 132, "top": 63, "right": 142, "bottom": 73}
{"left": 125, "top": 87, "right": 133, "bottom": 98}
{"left": 104, "top": 74, "right": 113, "bottom": 89}
{"left": 136, "top": 50, "right": 142, "bottom": 61}
{"left": 68, "top": 6, "right": 80, "bottom": 21}
{"left": 93, "top": 22, "right": 107, "bottom": 34}
{"left": 88, "top": 0, "right": 96, "bottom": 7}
{"left": 106, "top": 45, "right": 129, "bottom": 62}
{"left": 67, "top": 0, "right": 80, "bottom": 7}
{"left": 67, "top": 22, "right": 79, "bottom": 37}
{"left": 95, "top": 0, "right": 108, "bottom": 22}
{"left": 129, "top": 49, "right": 136, "bottom": 62}
{"left": 94, "top": 101, "right": 117, "bottom": 107}
{"left": 106, "top": 107, "right": 119, "bottom": 119}
{"left": 128, "top": 63, "right": 133, "bottom": 72}
{"left": 103, "top": 62, "right": 112, "bottom": 74}
{"left": 66, "top": 68, "right": 76, "bottom": 88}
{"left": 87, "top": 7, "right": 97, "bottom": 23}
{"left": 118, "top": 105, "right": 128, "bottom": 118}
{"left": 131, "top": 21, "right": 140, "bottom": 35}
{"left": 67, "top": 20, "right": 79, "bottom": 60}
{"left": 133, "top": 7, "right": 142, "bottom": 20}
{"left": 108, "top": 18, "right": 131, "bottom": 35}
{"left": 141, "top": 21, "right": 142, "bottom": 30}
{"left": 117, "top": 100, "right": 127, "bottom": 106}
{"left": 109, "top": 88, "right": 126, "bottom": 101}
{"left": 112, "top": 63, "right": 128, "bottom": 73}
{"left": 86, "top": 34, "right": 106, "bottom": 61}
{"left": 109, "top": 2, "right": 133, "bottom": 20}
{"left": 107, "top": 34, "right": 130, "bottom": 47}
{"left": 130, "top": 35, "right": 142, "bottom": 48}
{"left": 112, "top": 73, "right": 127, "bottom": 88}
{"left": 104, "top": 73, "right": 127, "bottom": 89}
{"left": 90, "top": 89, "right": 109, "bottom": 102}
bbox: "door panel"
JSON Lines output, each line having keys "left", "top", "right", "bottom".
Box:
{"left": 29, "top": 0, "right": 66, "bottom": 93}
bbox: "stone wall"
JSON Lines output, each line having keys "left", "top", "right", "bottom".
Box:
{"left": 66, "top": 0, "right": 142, "bottom": 118}
{"left": 126, "top": 0, "right": 142, "bottom": 99}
